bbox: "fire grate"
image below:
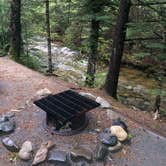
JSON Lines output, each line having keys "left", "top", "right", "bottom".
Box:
{"left": 34, "top": 90, "right": 100, "bottom": 135}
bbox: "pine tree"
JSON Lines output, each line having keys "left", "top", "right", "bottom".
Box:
{"left": 10, "top": 0, "right": 22, "bottom": 61}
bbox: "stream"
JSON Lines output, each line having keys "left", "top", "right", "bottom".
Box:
{"left": 28, "top": 37, "right": 166, "bottom": 115}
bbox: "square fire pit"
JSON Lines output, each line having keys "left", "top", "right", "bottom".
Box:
{"left": 34, "top": 90, "right": 100, "bottom": 135}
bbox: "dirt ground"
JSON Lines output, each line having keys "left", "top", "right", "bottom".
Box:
{"left": 0, "top": 57, "right": 166, "bottom": 166}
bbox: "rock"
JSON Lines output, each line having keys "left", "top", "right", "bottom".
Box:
{"left": 0, "top": 121, "right": 15, "bottom": 134}
{"left": 95, "top": 128, "right": 101, "bottom": 133}
{"left": 0, "top": 116, "right": 9, "bottom": 123}
{"left": 79, "top": 92, "right": 97, "bottom": 100}
{"left": 133, "top": 85, "right": 144, "bottom": 94}
{"left": 108, "top": 142, "right": 122, "bottom": 153}
{"left": 99, "top": 133, "right": 118, "bottom": 146}
{"left": 32, "top": 141, "right": 54, "bottom": 165}
{"left": 36, "top": 88, "right": 51, "bottom": 96}
{"left": 2, "top": 137, "right": 19, "bottom": 152}
{"left": 73, "top": 161, "right": 89, "bottom": 166}
{"left": 3, "top": 112, "right": 15, "bottom": 118}
{"left": 96, "top": 97, "right": 110, "bottom": 108}
{"left": 18, "top": 141, "right": 33, "bottom": 160}
{"left": 95, "top": 144, "right": 108, "bottom": 161}
{"left": 48, "top": 150, "right": 70, "bottom": 166}
{"left": 112, "top": 118, "right": 128, "bottom": 132}
{"left": 103, "top": 128, "right": 111, "bottom": 134}
{"left": 107, "top": 109, "right": 120, "bottom": 120}
{"left": 71, "top": 146, "right": 92, "bottom": 162}
{"left": 126, "top": 85, "right": 133, "bottom": 90}
{"left": 110, "top": 126, "right": 128, "bottom": 142}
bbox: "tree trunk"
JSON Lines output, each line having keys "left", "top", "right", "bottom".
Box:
{"left": 85, "top": 19, "right": 99, "bottom": 87}
{"left": 104, "top": 0, "right": 131, "bottom": 99}
{"left": 45, "top": 0, "right": 52, "bottom": 73}
{"left": 10, "top": 0, "right": 22, "bottom": 61}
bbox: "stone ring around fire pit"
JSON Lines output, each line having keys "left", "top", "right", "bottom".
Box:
{"left": 34, "top": 90, "right": 100, "bottom": 136}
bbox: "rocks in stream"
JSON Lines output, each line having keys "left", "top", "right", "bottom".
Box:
{"left": 18, "top": 141, "right": 33, "bottom": 160}
{"left": 48, "top": 150, "right": 70, "bottom": 166}
{"left": 2, "top": 137, "right": 20, "bottom": 152}
{"left": 110, "top": 126, "right": 128, "bottom": 142}
{"left": 32, "top": 141, "right": 54, "bottom": 165}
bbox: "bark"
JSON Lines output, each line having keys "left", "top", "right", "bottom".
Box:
{"left": 10, "top": 0, "right": 22, "bottom": 61}
{"left": 105, "top": 0, "right": 131, "bottom": 99}
{"left": 45, "top": 0, "right": 53, "bottom": 73}
{"left": 85, "top": 19, "right": 99, "bottom": 87}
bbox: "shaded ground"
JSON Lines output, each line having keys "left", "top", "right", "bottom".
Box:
{"left": 0, "top": 57, "right": 166, "bottom": 166}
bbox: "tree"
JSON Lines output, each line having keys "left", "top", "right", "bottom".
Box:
{"left": 85, "top": 0, "right": 109, "bottom": 87}
{"left": 105, "top": 0, "right": 131, "bottom": 99}
{"left": 45, "top": 0, "right": 53, "bottom": 73}
{"left": 10, "top": 0, "right": 22, "bottom": 61}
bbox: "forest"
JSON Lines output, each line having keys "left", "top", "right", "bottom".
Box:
{"left": 0, "top": 0, "right": 166, "bottom": 165}
{"left": 0, "top": 0, "right": 166, "bottom": 117}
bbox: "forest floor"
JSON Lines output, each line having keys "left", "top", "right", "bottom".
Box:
{"left": 0, "top": 57, "right": 166, "bottom": 166}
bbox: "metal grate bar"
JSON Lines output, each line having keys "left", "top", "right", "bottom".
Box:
{"left": 34, "top": 90, "right": 100, "bottom": 122}
{"left": 34, "top": 99, "right": 67, "bottom": 121}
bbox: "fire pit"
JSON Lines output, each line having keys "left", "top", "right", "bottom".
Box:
{"left": 34, "top": 90, "right": 100, "bottom": 135}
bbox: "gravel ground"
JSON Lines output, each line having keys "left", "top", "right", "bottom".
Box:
{"left": 0, "top": 57, "right": 166, "bottom": 166}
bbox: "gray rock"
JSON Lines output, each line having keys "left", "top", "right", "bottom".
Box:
{"left": 99, "top": 133, "right": 118, "bottom": 146}
{"left": 103, "top": 128, "right": 111, "bottom": 134}
{"left": 71, "top": 146, "right": 92, "bottom": 162}
{"left": 107, "top": 109, "right": 120, "bottom": 120}
{"left": 108, "top": 141, "right": 122, "bottom": 153}
{"left": 48, "top": 150, "right": 70, "bottom": 166}
{"left": 18, "top": 141, "right": 33, "bottom": 160}
{"left": 0, "top": 121, "right": 15, "bottom": 134}
{"left": 0, "top": 116, "right": 9, "bottom": 123}
{"left": 95, "top": 144, "right": 108, "bottom": 161}
{"left": 2, "top": 137, "right": 19, "bottom": 152}
{"left": 3, "top": 112, "right": 15, "bottom": 118}
{"left": 79, "top": 92, "right": 97, "bottom": 100}
{"left": 73, "top": 161, "right": 89, "bottom": 166}
{"left": 96, "top": 97, "right": 110, "bottom": 108}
